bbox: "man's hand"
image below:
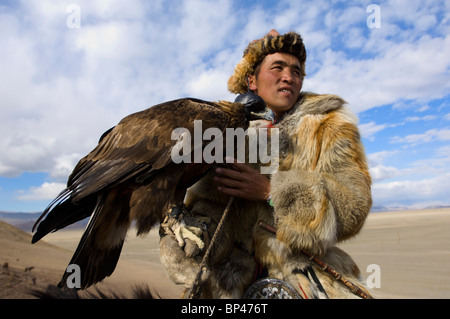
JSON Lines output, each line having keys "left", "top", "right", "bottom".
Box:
{"left": 214, "top": 158, "right": 270, "bottom": 202}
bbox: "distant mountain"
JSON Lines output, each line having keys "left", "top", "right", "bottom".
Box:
{"left": 2, "top": 203, "right": 449, "bottom": 232}
{"left": 369, "top": 205, "right": 389, "bottom": 212}
{"left": 0, "top": 211, "right": 41, "bottom": 231}
{"left": 370, "top": 204, "right": 450, "bottom": 213}
{"left": 0, "top": 211, "right": 88, "bottom": 232}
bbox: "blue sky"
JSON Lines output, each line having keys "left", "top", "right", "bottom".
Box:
{"left": 1, "top": 0, "right": 449, "bottom": 212}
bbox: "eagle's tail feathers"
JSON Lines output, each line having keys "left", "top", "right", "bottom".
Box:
{"left": 58, "top": 194, "right": 129, "bottom": 290}
{"left": 31, "top": 190, "right": 97, "bottom": 244}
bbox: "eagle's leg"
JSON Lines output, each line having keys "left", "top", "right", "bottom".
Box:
{"left": 169, "top": 204, "right": 186, "bottom": 219}
{"left": 164, "top": 184, "right": 189, "bottom": 223}
{"left": 163, "top": 163, "right": 213, "bottom": 255}
{"left": 162, "top": 202, "right": 205, "bottom": 258}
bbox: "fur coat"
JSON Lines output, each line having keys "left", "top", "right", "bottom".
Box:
{"left": 159, "top": 92, "right": 372, "bottom": 299}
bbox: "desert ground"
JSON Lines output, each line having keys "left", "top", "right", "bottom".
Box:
{"left": 1, "top": 207, "right": 450, "bottom": 299}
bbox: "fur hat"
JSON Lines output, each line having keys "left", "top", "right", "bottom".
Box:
{"left": 228, "top": 30, "right": 307, "bottom": 94}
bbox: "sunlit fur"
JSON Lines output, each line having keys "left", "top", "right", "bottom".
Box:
{"left": 160, "top": 92, "right": 373, "bottom": 299}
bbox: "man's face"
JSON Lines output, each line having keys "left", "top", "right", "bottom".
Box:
{"left": 248, "top": 52, "right": 303, "bottom": 118}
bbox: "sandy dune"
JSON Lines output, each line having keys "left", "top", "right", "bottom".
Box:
{"left": 1, "top": 207, "right": 450, "bottom": 299}
{"left": 338, "top": 208, "right": 450, "bottom": 299}
{"left": 0, "top": 221, "right": 183, "bottom": 299}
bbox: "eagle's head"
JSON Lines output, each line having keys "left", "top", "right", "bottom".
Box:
{"left": 236, "top": 91, "right": 275, "bottom": 124}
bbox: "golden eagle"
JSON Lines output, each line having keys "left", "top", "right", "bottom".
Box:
{"left": 32, "top": 95, "right": 273, "bottom": 289}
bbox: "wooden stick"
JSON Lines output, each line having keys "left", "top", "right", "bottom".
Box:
{"left": 187, "top": 196, "right": 234, "bottom": 299}
{"left": 258, "top": 220, "right": 375, "bottom": 299}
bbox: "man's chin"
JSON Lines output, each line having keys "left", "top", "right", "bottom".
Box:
{"left": 272, "top": 101, "right": 296, "bottom": 113}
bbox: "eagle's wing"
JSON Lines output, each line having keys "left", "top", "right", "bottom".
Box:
{"left": 32, "top": 98, "right": 231, "bottom": 241}
{"left": 31, "top": 98, "right": 236, "bottom": 289}
{"left": 68, "top": 98, "right": 230, "bottom": 202}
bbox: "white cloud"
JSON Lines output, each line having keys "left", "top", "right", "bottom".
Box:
{"left": 408, "top": 145, "right": 450, "bottom": 171}
{"left": 369, "top": 143, "right": 450, "bottom": 208}
{"left": 416, "top": 105, "right": 430, "bottom": 112}
{"left": 16, "top": 182, "right": 66, "bottom": 201}
{"left": 369, "top": 165, "right": 401, "bottom": 182}
{"left": 305, "top": 33, "right": 450, "bottom": 113}
{"left": 372, "top": 172, "right": 450, "bottom": 208}
{"left": 434, "top": 145, "right": 450, "bottom": 157}
{"left": 367, "top": 151, "right": 402, "bottom": 182}
{"left": 299, "top": 0, "right": 450, "bottom": 113}
{"left": 391, "top": 128, "right": 450, "bottom": 145}
{"left": 0, "top": 0, "right": 239, "bottom": 181}
{"left": 50, "top": 153, "right": 84, "bottom": 182}
{"left": 359, "top": 121, "right": 389, "bottom": 141}
{"left": 1, "top": 0, "right": 450, "bottom": 211}
{"left": 404, "top": 115, "right": 437, "bottom": 122}
{"left": 368, "top": 144, "right": 450, "bottom": 180}
{"left": 368, "top": 150, "right": 398, "bottom": 164}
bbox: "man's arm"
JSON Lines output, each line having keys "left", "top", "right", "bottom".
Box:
{"left": 270, "top": 107, "right": 372, "bottom": 256}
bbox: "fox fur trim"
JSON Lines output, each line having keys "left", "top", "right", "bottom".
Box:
{"left": 270, "top": 92, "right": 372, "bottom": 256}
{"left": 228, "top": 31, "right": 307, "bottom": 94}
{"left": 159, "top": 92, "right": 372, "bottom": 298}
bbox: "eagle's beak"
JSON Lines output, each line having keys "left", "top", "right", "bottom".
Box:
{"left": 251, "top": 108, "right": 276, "bottom": 124}
{"left": 236, "top": 91, "right": 275, "bottom": 124}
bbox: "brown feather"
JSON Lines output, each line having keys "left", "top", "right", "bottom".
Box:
{"left": 32, "top": 97, "right": 251, "bottom": 289}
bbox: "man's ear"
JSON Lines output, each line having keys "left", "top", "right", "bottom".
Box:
{"left": 247, "top": 75, "right": 257, "bottom": 92}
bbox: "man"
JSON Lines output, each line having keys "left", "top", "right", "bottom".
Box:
{"left": 159, "top": 30, "right": 372, "bottom": 299}
{"left": 214, "top": 29, "right": 303, "bottom": 202}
